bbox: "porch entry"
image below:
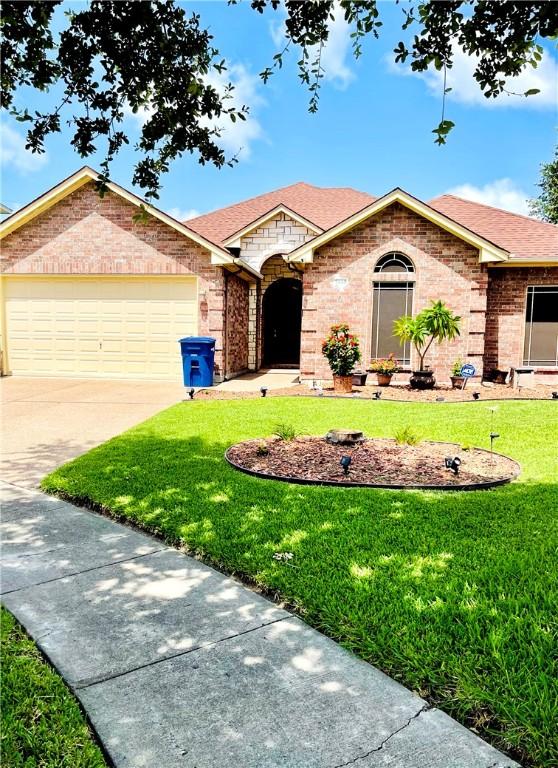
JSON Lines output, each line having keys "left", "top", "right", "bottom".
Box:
{"left": 262, "top": 278, "right": 302, "bottom": 366}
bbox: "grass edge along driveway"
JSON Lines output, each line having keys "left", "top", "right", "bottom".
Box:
{"left": 42, "top": 398, "right": 558, "bottom": 768}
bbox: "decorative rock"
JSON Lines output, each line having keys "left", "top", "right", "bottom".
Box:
{"left": 325, "top": 429, "right": 365, "bottom": 446}
{"left": 481, "top": 381, "right": 495, "bottom": 388}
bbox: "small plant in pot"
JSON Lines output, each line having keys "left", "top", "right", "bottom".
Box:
{"left": 321, "top": 323, "right": 361, "bottom": 394}
{"left": 369, "top": 354, "right": 400, "bottom": 386}
{"left": 393, "top": 300, "right": 461, "bottom": 390}
{"left": 450, "top": 359, "right": 466, "bottom": 389}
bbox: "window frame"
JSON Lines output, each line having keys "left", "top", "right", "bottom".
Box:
{"left": 374, "top": 252, "right": 415, "bottom": 274}
{"left": 371, "top": 280, "right": 414, "bottom": 367}
{"left": 522, "top": 285, "right": 558, "bottom": 368}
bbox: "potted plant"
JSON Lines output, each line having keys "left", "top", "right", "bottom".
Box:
{"left": 321, "top": 323, "right": 361, "bottom": 394}
{"left": 393, "top": 300, "right": 461, "bottom": 390}
{"left": 450, "top": 359, "right": 467, "bottom": 389}
{"left": 369, "top": 354, "right": 400, "bottom": 386}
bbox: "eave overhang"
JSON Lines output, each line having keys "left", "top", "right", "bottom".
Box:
{"left": 286, "top": 188, "right": 510, "bottom": 265}
{"left": 0, "top": 166, "right": 262, "bottom": 279}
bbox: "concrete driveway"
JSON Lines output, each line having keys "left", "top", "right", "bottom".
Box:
{"left": 1, "top": 377, "right": 184, "bottom": 489}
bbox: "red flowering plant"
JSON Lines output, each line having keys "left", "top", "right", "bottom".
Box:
{"left": 321, "top": 323, "right": 361, "bottom": 376}
{"left": 368, "top": 353, "right": 400, "bottom": 375}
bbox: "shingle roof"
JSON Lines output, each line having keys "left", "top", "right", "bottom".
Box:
{"left": 428, "top": 194, "right": 557, "bottom": 262}
{"left": 187, "top": 182, "right": 557, "bottom": 262}
{"left": 186, "top": 182, "right": 375, "bottom": 245}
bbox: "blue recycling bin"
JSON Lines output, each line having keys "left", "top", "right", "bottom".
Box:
{"left": 179, "top": 337, "right": 216, "bottom": 387}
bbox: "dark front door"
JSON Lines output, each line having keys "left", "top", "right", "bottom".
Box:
{"left": 263, "top": 278, "right": 302, "bottom": 366}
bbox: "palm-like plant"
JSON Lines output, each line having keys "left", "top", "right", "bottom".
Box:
{"left": 393, "top": 300, "right": 461, "bottom": 371}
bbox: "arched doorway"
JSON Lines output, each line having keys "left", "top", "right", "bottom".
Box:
{"left": 262, "top": 278, "right": 302, "bottom": 366}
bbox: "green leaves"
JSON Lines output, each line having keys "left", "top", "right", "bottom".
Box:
{"left": 2, "top": 0, "right": 556, "bottom": 194}
{"left": 393, "top": 300, "right": 461, "bottom": 369}
{"left": 2, "top": 0, "right": 247, "bottom": 200}
{"left": 528, "top": 146, "right": 558, "bottom": 223}
{"left": 432, "top": 119, "right": 455, "bottom": 146}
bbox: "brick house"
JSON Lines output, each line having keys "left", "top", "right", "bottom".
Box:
{"left": 1, "top": 166, "right": 556, "bottom": 384}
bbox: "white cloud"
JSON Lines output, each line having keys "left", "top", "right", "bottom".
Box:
{"left": 202, "top": 63, "right": 264, "bottom": 158}
{"left": 166, "top": 207, "right": 201, "bottom": 222}
{"left": 270, "top": 3, "right": 354, "bottom": 88}
{"left": 389, "top": 44, "right": 558, "bottom": 109}
{"left": 125, "top": 63, "right": 264, "bottom": 160}
{"left": 1, "top": 124, "right": 48, "bottom": 173}
{"left": 445, "top": 178, "right": 530, "bottom": 216}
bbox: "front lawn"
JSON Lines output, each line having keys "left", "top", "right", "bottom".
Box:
{"left": 42, "top": 398, "right": 558, "bottom": 767}
{"left": 1, "top": 607, "right": 107, "bottom": 768}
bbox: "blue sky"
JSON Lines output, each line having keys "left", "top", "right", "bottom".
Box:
{"left": 1, "top": 1, "right": 556, "bottom": 219}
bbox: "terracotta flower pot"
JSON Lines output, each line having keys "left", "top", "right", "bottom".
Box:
{"left": 376, "top": 373, "right": 393, "bottom": 387}
{"left": 450, "top": 375, "right": 466, "bottom": 390}
{"left": 409, "top": 370, "right": 436, "bottom": 390}
{"left": 333, "top": 374, "right": 353, "bottom": 394}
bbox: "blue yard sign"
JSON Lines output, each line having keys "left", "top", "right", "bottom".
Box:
{"left": 460, "top": 363, "right": 476, "bottom": 378}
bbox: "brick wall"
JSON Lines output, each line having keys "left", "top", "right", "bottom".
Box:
{"left": 240, "top": 212, "right": 316, "bottom": 272}
{"left": 1, "top": 182, "right": 228, "bottom": 378}
{"left": 484, "top": 266, "right": 558, "bottom": 380}
{"left": 225, "top": 272, "right": 249, "bottom": 377}
{"left": 300, "top": 203, "right": 487, "bottom": 382}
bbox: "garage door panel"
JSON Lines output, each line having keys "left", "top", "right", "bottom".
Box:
{"left": 5, "top": 277, "right": 198, "bottom": 380}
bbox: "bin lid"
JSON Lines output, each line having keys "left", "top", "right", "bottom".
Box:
{"left": 179, "top": 336, "right": 216, "bottom": 344}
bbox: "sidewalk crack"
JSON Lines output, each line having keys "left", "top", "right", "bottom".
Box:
{"left": 1, "top": 548, "right": 167, "bottom": 595}
{"left": 332, "top": 703, "right": 432, "bottom": 767}
{"left": 74, "top": 615, "right": 291, "bottom": 690}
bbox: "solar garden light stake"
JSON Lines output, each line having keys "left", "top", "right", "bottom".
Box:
{"left": 373, "top": 391, "right": 382, "bottom": 400}
{"left": 188, "top": 388, "right": 195, "bottom": 400}
{"left": 488, "top": 406, "right": 499, "bottom": 463}
{"left": 260, "top": 386, "right": 268, "bottom": 398}
{"left": 552, "top": 391, "right": 558, "bottom": 400}
{"left": 340, "top": 455, "right": 352, "bottom": 476}
{"left": 444, "top": 456, "right": 461, "bottom": 475}
{"left": 472, "top": 391, "right": 480, "bottom": 400}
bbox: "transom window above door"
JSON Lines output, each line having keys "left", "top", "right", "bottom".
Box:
{"left": 374, "top": 252, "right": 415, "bottom": 273}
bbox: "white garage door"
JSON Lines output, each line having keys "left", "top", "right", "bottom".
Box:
{"left": 3, "top": 276, "right": 198, "bottom": 380}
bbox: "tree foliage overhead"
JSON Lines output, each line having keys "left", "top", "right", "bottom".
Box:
{"left": 1, "top": 1, "right": 247, "bottom": 197}
{"left": 529, "top": 147, "right": 558, "bottom": 224}
{"left": 2, "top": 1, "right": 557, "bottom": 199}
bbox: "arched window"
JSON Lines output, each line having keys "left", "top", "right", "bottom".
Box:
{"left": 374, "top": 252, "right": 415, "bottom": 273}
{"left": 371, "top": 253, "right": 414, "bottom": 366}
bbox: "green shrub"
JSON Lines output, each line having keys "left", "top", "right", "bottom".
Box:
{"left": 394, "top": 426, "right": 421, "bottom": 445}
{"left": 273, "top": 423, "right": 301, "bottom": 441}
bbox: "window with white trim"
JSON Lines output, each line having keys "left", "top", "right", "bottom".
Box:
{"left": 371, "top": 254, "right": 414, "bottom": 365}
{"left": 523, "top": 286, "right": 558, "bottom": 366}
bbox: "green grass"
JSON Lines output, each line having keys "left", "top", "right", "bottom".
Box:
{"left": 0, "top": 607, "right": 107, "bottom": 767}
{"left": 42, "top": 398, "right": 558, "bottom": 767}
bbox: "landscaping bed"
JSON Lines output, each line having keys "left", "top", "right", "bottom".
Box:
{"left": 194, "top": 381, "right": 556, "bottom": 402}
{"left": 42, "top": 399, "right": 558, "bottom": 767}
{"left": 226, "top": 436, "right": 520, "bottom": 489}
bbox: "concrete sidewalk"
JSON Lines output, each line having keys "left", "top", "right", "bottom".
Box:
{"left": 1, "top": 481, "right": 518, "bottom": 768}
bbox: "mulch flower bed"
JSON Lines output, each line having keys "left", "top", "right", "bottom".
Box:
{"left": 193, "top": 382, "right": 555, "bottom": 402}
{"left": 226, "top": 437, "right": 520, "bottom": 489}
